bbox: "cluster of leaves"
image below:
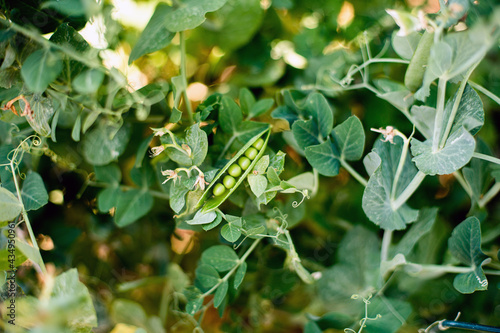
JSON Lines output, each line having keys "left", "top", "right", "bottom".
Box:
{"left": 0, "top": 0, "right": 500, "bottom": 332}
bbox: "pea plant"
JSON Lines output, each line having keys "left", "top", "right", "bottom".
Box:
{"left": 0, "top": 0, "right": 500, "bottom": 332}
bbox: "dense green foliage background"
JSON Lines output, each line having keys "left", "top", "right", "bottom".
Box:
{"left": 0, "top": 0, "right": 500, "bottom": 332}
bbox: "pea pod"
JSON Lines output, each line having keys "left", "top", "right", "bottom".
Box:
{"left": 196, "top": 127, "right": 271, "bottom": 213}
{"left": 404, "top": 31, "right": 434, "bottom": 92}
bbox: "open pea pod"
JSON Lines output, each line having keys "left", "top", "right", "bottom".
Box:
{"left": 197, "top": 127, "right": 271, "bottom": 213}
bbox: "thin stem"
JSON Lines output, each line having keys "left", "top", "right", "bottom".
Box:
{"left": 380, "top": 230, "right": 393, "bottom": 264}
{"left": 469, "top": 81, "right": 500, "bottom": 106}
{"left": 473, "top": 152, "right": 500, "bottom": 165}
{"left": 10, "top": 163, "right": 47, "bottom": 274}
{"left": 478, "top": 182, "right": 500, "bottom": 208}
{"left": 410, "top": 263, "right": 500, "bottom": 275}
{"left": 201, "top": 238, "right": 261, "bottom": 299}
{"left": 340, "top": 159, "right": 368, "bottom": 187}
{"left": 391, "top": 135, "right": 410, "bottom": 202}
{"left": 453, "top": 170, "right": 473, "bottom": 199}
{"left": 311, "top": 169, "right": 319, "bottom": 197}
{"left": 432, "top": 78, "right": 447, "bottom": 152}
{"left": 345, "top": 58, "right": 410, "bottom": 81}
{"left": 392, "top": 171, "right": 426, "bottom": 210}
{"left": 159, "top": 280, "right": 170, "bottom": 325}
{"left": 179, "top": 31, "right": 194, "bottom": 124}
{"left": 439, "top": 65, "right": 477, "bottom": 149}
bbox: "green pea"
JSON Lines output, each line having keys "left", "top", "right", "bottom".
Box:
{"left": 245, "top": 147, "right": 258, "bottom": 160}
{"left": 238, "top": 157, "right": 251, "bottom": 170}
{"left": 223, "top": 175, "right": 236, "bottom": 189}
{"left": 213, "top": 183, "right": 226, "bottom": 197}
{"left": 228, "top": 164, "right": 242, "bottom": 177}
{"left": 252, "top": 138, "right": 264, "bottom": 150}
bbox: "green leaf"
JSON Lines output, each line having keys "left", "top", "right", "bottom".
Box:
{"left": 82, "top": 110, "right": 100, "bottom": 134}
{"left": 195, "top": 0, "right": 264, "bottom": 52}
{"left": 94, "top": 164, "right": 121, "bottom": 185}
{"left": 20, "top": 95, "right": 55, "bottom": 137}
{"left": 114, "top": 189, "right": 154, "bottom": 227}
{"left": 195, "top": 264, "right": 220, "bottom": 290}
{"left": 43, "top": 0, "right": 94, "bottom": 17}
{"left": 164, "top": 0, "right": 229, "bottom": 32}
{"left": 16, "top": 239, "right": 45, "bottom": 271}
{"left": 0, "top": 248, "right": 27, "bottom": 270}
{"left": 82, "top": 124, "right": 131, "bottom": 166}
{"left": 201, "top": 245, "right": 239, "bottom": 272}
{"left": 0, "top": 187, "right": 22, "bottom": 222}
{"left": 448, "top": 216, "right": 489, "bottom": 293}
{"left": 392, "top": 31, "right": 421, "bottom": 60}
{"left": 304, "top": 321, "right": 322, "bottom": 333}
{"left": 304, "top": 138, "right": 340, "bottom": 177}
{"left": 169, "top": 182, "right": 189, "bottom": 214}
{"left": 97, "top": 187, "right": 120, "bottom": 213}
{"left": 213, "top": 280, "right": 228, "bottom": 308}
{"left": 332, "top": 115, "right": 365, "bottom": 161}
{"left": 221, "top": 222, "right": 242, "bottom": 242}
{"left": 21, "top": 171, "right": 48, "bottom": 211}
{"left": 239, "top": 88, "right": 255, "bottom": 115}
{"left": 248, "top": 174, "right": 267, "bottom": 197}
{"left": 391, "top": 207, "right": 438, "bottom": 257}
{"left": 128, "top": 3, "right": 176, "bottom": 64}
{"left": 463, "top": 141, "right": 493, "bottom": 205}
{"left": 21, "top": 49, "right": 63, "bottom": 93}
{"left": 233, "top": 261, "right": 246, "bottom": 289}
{"left": 203, "top": 211, "right": 223, "bottom": 231}
{"left": 72, "top": 110, "right": 82, "bottom": 141}
{"left": 416, "top": 26, "right": 494, "bottom": 100}
{"left": 49, "top": 23, "right": 91, "bottom": 80}
{"left": 219, "top": 96, "right": 243, "bottom": 134}
{"left": 254, "top": 155, "right": 270, "bottom": 174}
{"left": 362, "top": 137, "right": 419, "bottom": 230}
{"left": 135, "top": 135, "right": 154, "bottom": 168}
{"left": 51, "top": 268, "right": 98, "bottom": 331}
{"left": 304, "top": 92, "right": 334, "bottom": 139}
{"left": 111, "top": 299, "right": 148, "bottom": 329}
{"left": 72, "top": 68, "right": 105, "bottom": 94}
{"left": 411, "top": 127, "right": 475, "bottom": 175}
{"left": 187, "top": 210, "right": 217, "bottom": 225}
{"left": 410, "top": 105, "right": 435, "bottom": 139}
{"left": 318, "top": 227, "right": 380, "bottom": 304}
{"left": 249, "top": 99, "right": 274, "bottom": 119}
{"left": 363, "top": 297, "right": 412, "bottom": 333}
{"left": 441, "top": 84, "right": 484, "bottom": 137}
{"left": 164, "top": 123, "right": 208, "bottom": 166}
{"left": 292, "top": 119, "right": 320, "bottom": 150}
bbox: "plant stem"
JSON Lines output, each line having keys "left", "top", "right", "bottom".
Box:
{"left": 10, "top": 163, "right": 47, "bottom": 274}
{"left": 392, "top": 171, "right": 426, "bottom": 210}
{"left": 380, "top": 230, "right": 393, "bottom": 263}
{"left": 453, "top": 170, "right": 473, "bottom": 199}
{"left": 439, "top": 65, "right": 477, "bottom": 149}
{"left": 340, "top": 159, "right": 368, "bottom": 187}
{"left": 432, "top": 78, "right": 447, "bottom": 152}
{"left": 200, "top": 238, "right": 261, "bottom": 299}
{"left": 478, "top": 182, "right": 500, "bottom": 208}
{"left": 179, "top": 31, "right": 194, "bottom": 124}
{"left": 469, "top": 81, "right": 500, "bottom": 106}
{"left": 391, "top": 135, "right": 409, "bottom": 202}
{"left": 411, "top": 263, "right": 500, "bottom": 276}
{"left": 473, "top": 152, "right": 500, "bottom": 165}
{"left": 345, "top": 58, "right": 410, "bottom": 80}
